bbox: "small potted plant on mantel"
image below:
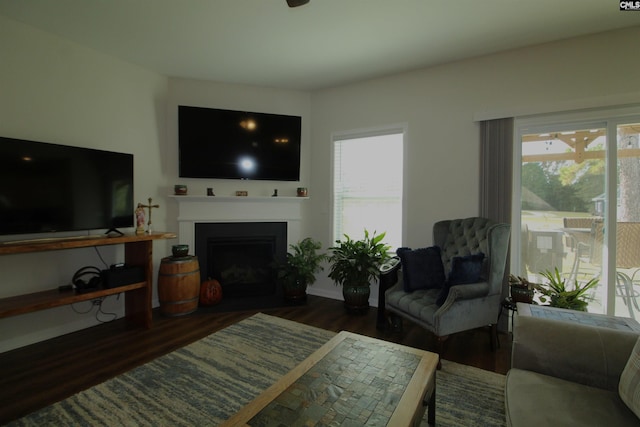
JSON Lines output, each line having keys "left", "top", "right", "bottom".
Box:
{"left": 328, "top": 230, "right": 391, "bottom": 314}
{"left": 275, "top": 237, "right": 327, "bottom": 304}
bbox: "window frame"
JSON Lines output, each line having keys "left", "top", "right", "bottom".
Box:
{"left": 330, "top": 124, "right": 408, "bottom": 250}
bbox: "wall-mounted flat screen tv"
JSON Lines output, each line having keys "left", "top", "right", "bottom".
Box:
{"left": 0, "top": 136, "right": 134, "bottom": 236}
{"left": 178, "top": 105, "right": 302, "bottom": 181}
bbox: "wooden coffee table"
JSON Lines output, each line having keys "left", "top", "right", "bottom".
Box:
{"left": 221, "top": 331, "right": 438, "bottom": 426}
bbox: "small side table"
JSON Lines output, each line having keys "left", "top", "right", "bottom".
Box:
{"left": 376, "top": 257, "right": 401, "bottom": 330}
{"left": 499, "top": 297, "right": 518, "bottom": 332}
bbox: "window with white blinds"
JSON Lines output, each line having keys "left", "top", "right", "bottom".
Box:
{"left": 332, "top": 128, "right": 404, "bottom": 250}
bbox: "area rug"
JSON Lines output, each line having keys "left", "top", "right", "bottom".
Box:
{"left": 10, "top": 313, "right": 505, "bottom": 426}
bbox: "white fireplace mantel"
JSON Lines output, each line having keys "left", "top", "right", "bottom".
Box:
{"left": 170, "top": 195, "right": 308, "bottom": 250}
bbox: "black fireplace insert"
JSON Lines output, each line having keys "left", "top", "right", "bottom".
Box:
{"left": 195, "top": 222, "right": 287, "bottom": 310}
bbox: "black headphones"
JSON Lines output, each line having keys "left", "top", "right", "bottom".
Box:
{"left": 72, "top": 266, "right": 102, "bottom": 291}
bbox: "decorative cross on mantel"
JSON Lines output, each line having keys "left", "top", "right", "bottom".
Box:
{"left": 139, "top": 197, "right": 159, "bottom": 233}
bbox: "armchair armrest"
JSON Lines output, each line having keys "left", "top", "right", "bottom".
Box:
{"left": 448, "top": 282, "right": 490, "bottom": 300}
{"left": 512, "top": 313, "right": 639, "bottom": 391}
{"left": 437, "top": 282, "right": 490, "bottom": 310}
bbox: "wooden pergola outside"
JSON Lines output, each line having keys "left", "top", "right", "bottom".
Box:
{"left": 522, "top": 125, "right": 640, "bottom": 164}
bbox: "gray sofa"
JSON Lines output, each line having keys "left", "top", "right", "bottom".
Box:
{"left": 506, "top": 313, "right": 640, "bottom": 426}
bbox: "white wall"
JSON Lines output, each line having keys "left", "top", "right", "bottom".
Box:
{"left": 164, "top": 78, "right": 312, "bottom": 238}
{"left": 1, "top": 13, "right": 639, "bottom": 351}
{"left": 0, "top": 16, "right": 170, "bottom": 352}
{"left": 0, "top": 17, "right": 313, "bottom": 352}
{"left": 307, "top": 26, "right": 640, "bottom": 303}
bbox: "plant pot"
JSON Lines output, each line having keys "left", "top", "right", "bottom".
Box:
{"left": 510, "top": 286, "right": 534, "bottom": 304}
{"left": 343, "top": 285, "right": 370, "bottom": 314}
{"left": 283, "top": 280, "right": 307, "bottom": 305}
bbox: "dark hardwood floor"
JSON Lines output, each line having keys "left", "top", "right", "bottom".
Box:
{"left": 0, "top": 295, "right": 512, "bottom": 424}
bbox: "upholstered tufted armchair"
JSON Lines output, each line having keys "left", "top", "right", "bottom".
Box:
{"left": 384, "top": 217, "right": 511, "bottom": 367}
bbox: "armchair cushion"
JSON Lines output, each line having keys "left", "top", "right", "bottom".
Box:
{"left": 396, "top": 246, "right": 445, "bottom": 292}
{"left": 384, "top": 282, "right": 441, "bottom": 328}
{"left": 436, "top": 253, "right": 485, "bottom": 306}
{"left": 619, "top": 337, "right": 640, "bottom": 418}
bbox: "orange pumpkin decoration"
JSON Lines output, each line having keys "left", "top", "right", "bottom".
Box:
{"left": 200, "top": 278, "right": 223, "bottom": 306}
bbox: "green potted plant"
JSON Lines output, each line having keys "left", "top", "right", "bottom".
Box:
{"left": 276, "top": 237, "right": 327, "bottom": 304}
{"left": 534, "top": 268, "right": 599, "bottom": 311}
{"left": 328, "top": 230, "right": 391, "bottom": 313}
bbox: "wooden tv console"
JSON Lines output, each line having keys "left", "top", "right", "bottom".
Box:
{"left": 0, "top": 232, "right": 176, "bottom": 329}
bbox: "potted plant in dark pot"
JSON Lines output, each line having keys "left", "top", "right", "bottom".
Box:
{"left": 508, "top": 274, "right": 535, "bottom": 303}
{"left": 328, "top": 230, "right": 391, "bottom": 313}
{"left": 275, "top": 237, "right": 327, "bottom": 304}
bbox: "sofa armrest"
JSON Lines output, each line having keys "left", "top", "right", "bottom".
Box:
{"left": 512, "top": 313, "right": 639, "bottom": 391}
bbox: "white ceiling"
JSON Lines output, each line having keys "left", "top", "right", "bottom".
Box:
{"left": 1, "top": 0, "right": 638, "bottom": 91}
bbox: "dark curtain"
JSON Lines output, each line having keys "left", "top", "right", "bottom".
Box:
{"left": 479, "top": 117, "right": 514, "bottom": 332}
{"left": 479, "top": 118, "right": 513, "bottom": 223}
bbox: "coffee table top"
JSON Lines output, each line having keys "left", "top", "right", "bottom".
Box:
{"left": 221, "top": 330, "right": 438, "bottom": 427}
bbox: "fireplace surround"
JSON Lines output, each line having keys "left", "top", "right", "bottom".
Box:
{"left": 172, "top": 195, "right": 306, "bottom": 310}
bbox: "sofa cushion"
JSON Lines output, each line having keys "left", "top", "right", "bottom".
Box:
{"left": 396, "top": 246, "right": 445, "bottom": 292}
{"left": 619, "top": 337, "right": 640, "bottom": 418}
{"left": 506, "top": 368, "right": 639, "bottom": 427}
{"left": 436, "top": 253, "right": 484, "bottom": 306}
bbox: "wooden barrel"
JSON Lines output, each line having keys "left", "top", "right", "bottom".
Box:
{"left": 158, "top": 255, "right": 201, "bottom": 316}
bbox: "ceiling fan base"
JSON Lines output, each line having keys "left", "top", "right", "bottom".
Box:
{"left": 287, "top": 0, "right": 310, "bottom": 7}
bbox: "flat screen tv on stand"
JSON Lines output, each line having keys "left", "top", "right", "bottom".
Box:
{"left": 178, "top": 105, "right": 302, "bottom": 181}
{"left": 0, "top": 136, "right": 134, "bottom": 237}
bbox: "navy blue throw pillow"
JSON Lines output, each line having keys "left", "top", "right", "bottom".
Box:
{"left": 396, "top": 246, "right": 445, "bottom": 292}
{"left": 436, "top": 252, "right": 485, "bottom": 306}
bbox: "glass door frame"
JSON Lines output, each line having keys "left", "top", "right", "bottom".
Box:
{"left": 513, "top": 105, "right": 640, "bottom": 317}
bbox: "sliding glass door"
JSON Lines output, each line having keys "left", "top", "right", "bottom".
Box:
{"left": 612, "top": 121, "right": 640, "bottom": 318}
{"left": 516, "top": 111, "right": 640, "bottom": 318}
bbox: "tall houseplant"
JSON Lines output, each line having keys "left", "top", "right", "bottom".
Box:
{"left": 276, "top": 237, "right": 327, "bottom": 304}
{"left": 328, "top": 230, "right": 391, "bottom": 313}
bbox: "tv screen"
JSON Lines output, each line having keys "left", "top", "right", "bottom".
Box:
{"left": 0, "top": 137, "right": 134, "bottom": 236}
{"left": 178, "top": 105, "right": 302, "bottom": 181}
